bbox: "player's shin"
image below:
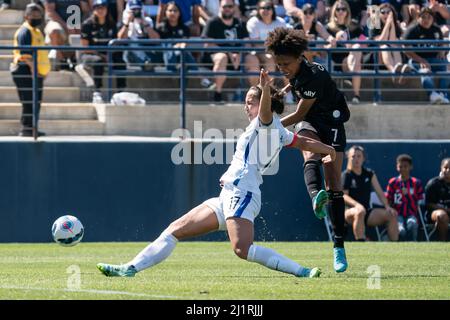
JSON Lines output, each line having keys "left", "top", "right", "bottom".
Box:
{"left": 327, "top": 190, "right": 346, "bottom": 248}
{"left": 247, "top": 244, "right": 311, "bottom": 277}
{"left": 127, "top": 230, "right": 178, "bottom": 272}
{"left": 303, "top": 159, "right": 323, "bottom": 200}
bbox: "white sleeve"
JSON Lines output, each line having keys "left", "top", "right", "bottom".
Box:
{"left": 275, "top": 118, "right": 295, "bottom": 147}
{"left": 145, "top": 17, "right": 154, "bottom": 28}
{"left": 259, "top": 117, "right": 296, "bottom": 147}
{"left": 246, "top": 17, "right": 259, "bottom": 39}
{"left": 280, "top": 126, "right": 296, "bottom": 147}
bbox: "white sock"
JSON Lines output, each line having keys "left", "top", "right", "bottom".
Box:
{"left": 247, "top": 244, "right": 309, "bottom": 277}
{"left": 127, "top": 231, "right": 178, "bottom": 272}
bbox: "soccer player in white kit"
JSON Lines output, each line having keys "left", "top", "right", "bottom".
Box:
{"left": 97, "top": 69, "right": 336, "bottom": 278}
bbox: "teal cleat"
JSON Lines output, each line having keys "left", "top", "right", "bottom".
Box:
{"left": 333, "top": 247, "right": 348, "bottom": 273}
{"left": 296, "top": 267, "right": 321, "bottom": 278}
{"left": 97, "top": 263, "right": 137, "bottom": 277}
{"left": 312, "top": 189, "right": 329, "bottom": 219}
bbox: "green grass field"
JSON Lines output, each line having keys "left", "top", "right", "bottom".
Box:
{"left": 0, "top": 242, "right": 448, "bottom": 300}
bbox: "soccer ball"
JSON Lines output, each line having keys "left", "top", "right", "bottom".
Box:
{"left": 52, "top": 215, "right": 84, "bottom": 247}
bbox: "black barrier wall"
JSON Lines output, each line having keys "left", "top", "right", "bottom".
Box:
{"left": 0, "top": 140, "right": 448, "bottom": 242}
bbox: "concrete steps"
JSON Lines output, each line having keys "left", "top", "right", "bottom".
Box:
{"left": 0, "top": 103, "right": 98, "bottom": 120}
{"left": 0, "top": 24, "right": 22, "bottom": 39}
{"left": 0, "top": 86, "right": 81, "bottom": 102}
{"left": 0, "top": 119, "right": 105, "bottom": 135}
{"left": 0, "top": 9, "right": 24, "bottom": 25}
{"left": 0, "top": 55, "right": 13, "bottom": 69}
{"left": 0, "top": 70, "right": 82, "bottom": 86}
{"left": 0, "top": 102, "right": 104, "bottom": 136}
{"left": 0, "top": 39, "right": 14, "bottom": 55}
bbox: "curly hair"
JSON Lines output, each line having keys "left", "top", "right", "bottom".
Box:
{"left": 248, "top": 85, "right": 285, "bottom": 115}
{"left": 265, "top": 27, "right": 309, "bottom": 58}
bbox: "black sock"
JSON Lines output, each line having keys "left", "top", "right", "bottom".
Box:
{"left": 356, "top": 238, "right": 366, "bottom": 242}
{"left": 328, "top": 190, "right": 346, "bottom": 248}
{"left": 303, "top": 159, "right": 323, "bottom": 201}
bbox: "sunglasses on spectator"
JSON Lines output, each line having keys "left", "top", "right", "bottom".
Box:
{"left": 336, "top": 7, "right": 347, "bottom": 12}
{"left": 304, "top": 9, "right": 315, "bottom": 15}
{"left": 380, "top": 10, "right": 391, "bottom": 15}
{"left": 259, "top": 6, "right": 273, "bottom": 10}
{"left": 222, "top": 4, "right": 234, "bottom": 9}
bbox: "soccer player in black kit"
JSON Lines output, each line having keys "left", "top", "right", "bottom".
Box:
{"left": 265, "top": 27, "right": 350, "bottom": 272}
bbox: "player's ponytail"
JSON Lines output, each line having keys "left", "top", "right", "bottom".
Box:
{"left": 250, "top": 85, "right": 285, "bottom": 115}
{"left": 270, "top": 87, "right": 285, "bottom": 115}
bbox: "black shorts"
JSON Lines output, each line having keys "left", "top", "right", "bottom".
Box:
{"left": 345, "top": 206, "right": 375, "bottom": 226}
{"left": 296, "top": 120, "right": 347, "bottom": 152}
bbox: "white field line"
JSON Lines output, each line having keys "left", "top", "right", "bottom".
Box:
{"left": 0, "top": 285, "right": 181, "bottom": 299}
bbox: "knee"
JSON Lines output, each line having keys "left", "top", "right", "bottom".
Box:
{"left": 355, "top": 207, "right": 366, "bottom": 220}
{"left": 167, "top": 219, "right": 185, "bottom": 238}
{"left": 436, "top": 210, "right": 449, "bottom": 225}
{"left": 407, "top": 217, "right": 418, "bottom": 229}
{"left": 232, "top": 242, "right": 251, "bottom": 260}
{"left": 214, "top": 53, "right": 228, "bottom": 64}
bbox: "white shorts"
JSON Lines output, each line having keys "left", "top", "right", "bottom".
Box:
{"left": 203, "top": 185, "right": 261, "bottom": 231}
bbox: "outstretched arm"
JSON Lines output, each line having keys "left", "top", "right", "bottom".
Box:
{"left": 258, "top": 69, "right": 274, "bottom": 125}
{"left": 281, "top": 98, "right": 316, "bottom": 127}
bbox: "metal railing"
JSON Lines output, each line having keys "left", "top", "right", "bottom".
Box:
{"left": 4, "top": 39, "right": 450, "bottom": 139}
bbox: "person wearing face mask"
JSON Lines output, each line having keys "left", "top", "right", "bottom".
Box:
{"left": 120, "top": 0, "right": 162, "bottom": 70}
{"left": 11, "top": 3, "right": 50, "bottom": 137}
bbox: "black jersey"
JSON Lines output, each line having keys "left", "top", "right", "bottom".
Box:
{"left": 425, "top": 176, "right": 450, "bottom": 210}
{"left": 342, "top": 167, "right": 375, "bottom": 210}
{"left": 290, "top": 58, "right": 350, "bottom": 125}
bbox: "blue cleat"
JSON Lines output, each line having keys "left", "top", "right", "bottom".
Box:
{"left": 97, "top": 263, "right": 137, "bottom": 277}
{"left": 333, "top": 247, "right": 348, "bottom": 273}
{"left": 297, "top": 267, "right": 321, "bottom": 278}
{"left": 312, "top": 189, "right": 329, "bottom": 219}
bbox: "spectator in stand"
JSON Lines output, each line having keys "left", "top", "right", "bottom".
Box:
{"left": 246, "top": 0, "right": 287, "bottom": 86}
{"left": 409, "top": 1, "right": 450, "bottom": 34}
{"left": 342, "top": 146, "right": 399, "bottom": 241}
{"left": 426, "top": 0, "right": 450, "bottom": 37}
{"left": 284, "top": 0, "right": 327, "bottom": 24}
{"left": 11, "top": 4, "right": 50, "bottom": 137}
{"left": 368, "top": 3, "right": 412, "bottom": 84}
{"left": 79, "top": 0, "right": 127, "bottom": 103}
{"left": 238, "top": 0, "right": 259, "bottom": 19}
{"left": 368, "top": 0, "right": 411, "bottom": 30}
{"left": 201, "top": 1, "right": 245, "bottom": 25}
{"left": 326, "top": 0, "right": 363, "bottom": 104}
{"left": 44, "top": 0, "right": 90, "bottom": 69}
{"left": 157, "top": 0, "right": 204, "bottom": 36}
{"left": 386, "top": 154, "right": 424, "bottom": 241}
{"left": 294, "top": 3, "right": 336, "bottom": 68}
{"left": 402, "top": 7, "right": 449, "bottom": 104}
{"left": 201, "top": 0, "right": 250, "bottom": 103}
{"left": 327, "top": 0, "right": 368, "bottom": 35}
{"left": 120, "top": 0, "right": 162, "bottom": 70}
{"left": 89, "top": 0, "right": 125, "bottom": 25}
{"left": 156, "top": 1, "right": 213, "bottom": 87}
{"left": 425, "top": 158, "right": 450, "bottom": 241}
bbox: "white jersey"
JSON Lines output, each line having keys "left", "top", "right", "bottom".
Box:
{"left": 220, "top": 114, "right": 296, "bottom": 194}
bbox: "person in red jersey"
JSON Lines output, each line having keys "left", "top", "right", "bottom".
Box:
{"left": 386, "top": 154, "right": 424, "bottom": 241}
